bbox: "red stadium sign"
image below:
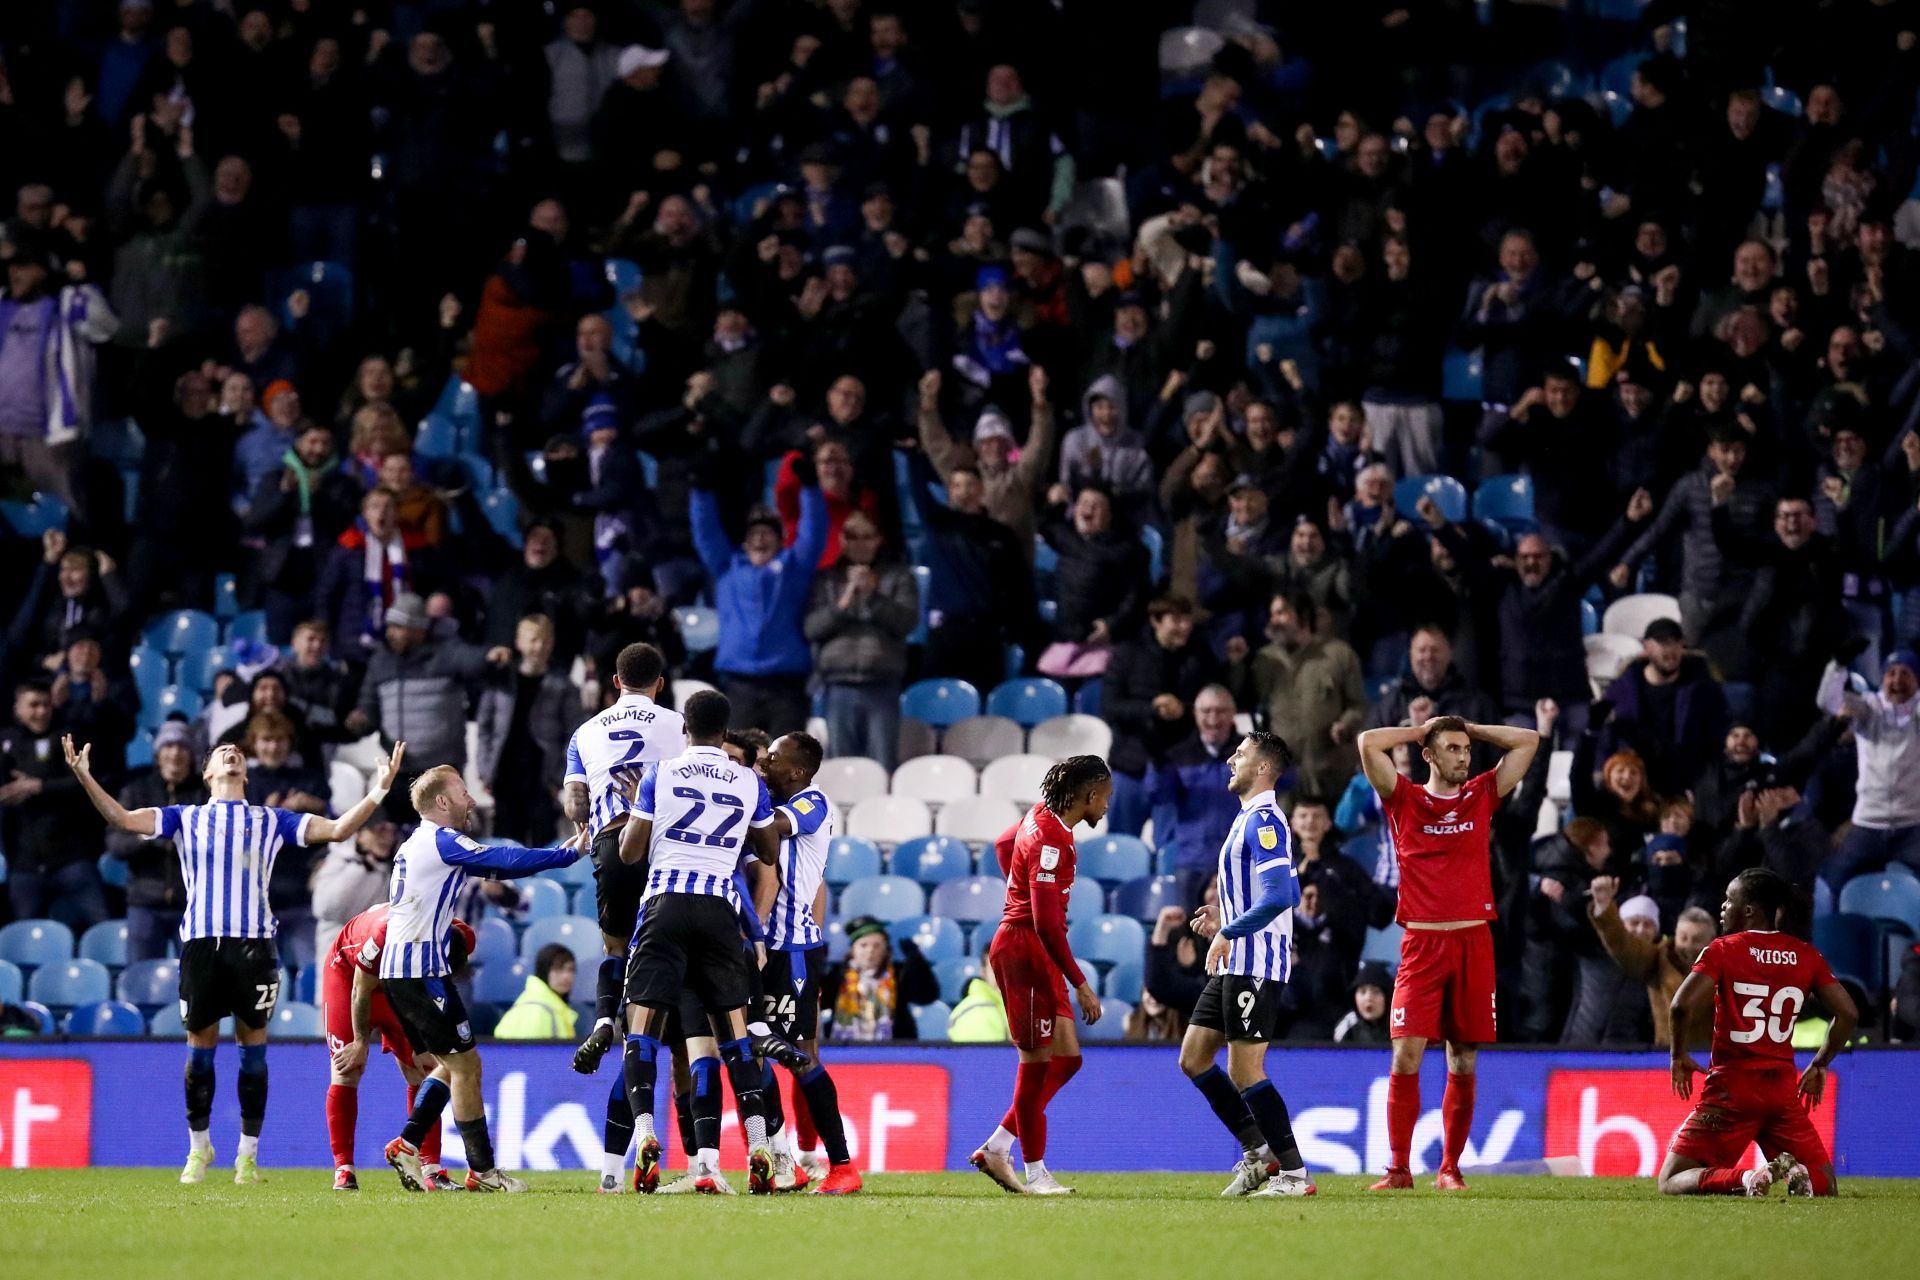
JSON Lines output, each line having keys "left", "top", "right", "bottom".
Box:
{"left": 716, "top": 1063, "right": 950, "bottom": 1172}
{"left": 1543, "top": 1068, "right": 1838, "bottom": 1176}
{"left": 0, "top": 1060, "right": 92, "bottom": 1168}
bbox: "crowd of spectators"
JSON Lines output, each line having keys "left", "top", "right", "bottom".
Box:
{"left": 5, "top": 0, "right": 1920, "bottom": 1045}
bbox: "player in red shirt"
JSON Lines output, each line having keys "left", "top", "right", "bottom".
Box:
{"left": 323, "top": 905, "right": 475, "bottom": 1191}
{"left": 969, "top": 754, "right": 1110, "bottom": 1196}
{"left": 1357, "top": 714, "right": 1539, "bottom": 1191}
{"left": 1661, "top": 867, "right": 1857, "bottom": 1197}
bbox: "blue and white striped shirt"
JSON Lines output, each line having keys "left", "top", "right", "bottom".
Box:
{"left": 155, "top": 801, "right": 314, "bottom": 942}
{"left": 1215, "top": 789, "right": 1299, "bottom": 982}
{"left": 382, "top": 822, "right": 581, "bottom": 979}
{"left": 564, "top": 693, "right": 687, "bottom": 839}
{"left": 636, "top": 746, "right": 774, "bottom": 911}
{"left": 767, "top": 787, "right": 832, "bottom": 951}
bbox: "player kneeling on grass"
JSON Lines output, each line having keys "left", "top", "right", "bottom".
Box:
{"left": 1180, "top": 731, "right": 1315, "bottom": 1198}
{"left": 1659, "top": 868, "right": 1856, "bottom": 1198}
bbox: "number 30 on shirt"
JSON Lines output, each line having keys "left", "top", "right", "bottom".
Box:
{"left": 1729, "top": 982, "right": 1804, "bottom": 1045}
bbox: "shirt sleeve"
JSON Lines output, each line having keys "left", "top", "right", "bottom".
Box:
{"left": 1027, "top": 843, "right": 1086, "bottom": 988}
{"left": 1691, "top": 937, "right": 1724, "bottom": 979}
{"left": 437, "top": 825, "right": 581, "bottom": 876}
{"left": 748, "top": 776, "right": 775, "bottom": 829}
{"left": 563, "top": 732, "right": 587, "bottom": 786}
{"left": 993, "top": 822, "right": 1020, "bottom": 877}
{"left": 633, "top": 767, "right": 657, "bottom": 821}
{"left": 354, "top": 928, "right": 384, "bottom": 973}
{"left": 155, "top": 805, "right": 182, "bottom": 839}
{"left": 1221, "top": 813, "right": 1302, "bottom": 939}
{"left": 274, "top": 807, "right": 316, "bottom": 849}
{"left": 778, "top": 790, "right": 829, "bottom": 836}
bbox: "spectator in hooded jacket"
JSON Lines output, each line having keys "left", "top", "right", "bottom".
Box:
{"left": 493, "top": 942, "right": 579, "bottom": 1039}
{"left": 106, "top": 720, "right": 207, "bottom": 962}
{"left": 1333, "top": 963, "right": 1394, "bottom": 1044}
{"left": 805, "top": 511, "right": 918, "bottom": 771}
{"left": 1058, "top": 374, "right": 1154, "bottom": 518}
{"left": 1815, "top": 647, "right": 1920, "bottom": 891}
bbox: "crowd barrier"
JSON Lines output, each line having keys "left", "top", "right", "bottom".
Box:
{"left": 0, "top": 1042, "right": 1914, "bottom": 1175}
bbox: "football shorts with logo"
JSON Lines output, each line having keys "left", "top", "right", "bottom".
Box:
{"left": 987, "top": 923, "right": 1072, "bottom": 1051}
{"left": 321, "top": 961, "right": 416, "bottom": 1068}
{"left": 1669, "top": 1065, "right": 1832, "bottom": 1171}
{"left": 1389, "top": 923, "right": 1497, "bottom": 1043}
{"left": 1190, "top": 973, "right": 1285, "bottom": 1042}
{"left": 384, "top": 975, "right": 478, "bottom": 1056}
{"left": 179, "top": 937, "right": 282, "bottom": 1033}
{"left": 760, "top": 946, "right": 825, "bottom": 1041}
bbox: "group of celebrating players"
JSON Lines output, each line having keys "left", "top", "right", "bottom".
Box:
{"left": 58, "top": 640, "right": 1857, "bottom": 1199}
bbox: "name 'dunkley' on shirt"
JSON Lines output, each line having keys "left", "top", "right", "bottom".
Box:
{"left": 673, "top": 762, "right": 736, "bottom": 783}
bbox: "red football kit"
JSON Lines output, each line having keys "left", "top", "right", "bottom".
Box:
{"left": 1669, "top": 931, "right": 1837, "bottom": 1172}
{"left": 989, "top": 806, "right": 1086, "bottom": 1051}
{"left": 323, "top": 905, "right": 415, "bottom": 1067}
{"left": 1379, "top": 770, "right": 1502, "bottom": 1044}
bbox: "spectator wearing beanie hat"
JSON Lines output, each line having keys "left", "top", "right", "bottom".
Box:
{"left": 1587, "top": 873, "right": 1716, "bottom": 1048}
{"left": 234, "top": 378, "right": 305, "bottom": 500}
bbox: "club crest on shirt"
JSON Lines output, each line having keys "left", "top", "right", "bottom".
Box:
{"left": 1039, "top": 845, "right": 1060, "bottom": 870}
{"left": 1257, "top": 826, "right": 1278, "bottom": 850}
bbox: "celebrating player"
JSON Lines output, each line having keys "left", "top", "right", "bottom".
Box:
{"left": 562, "top": 642, "right": 687, "bottom": 1193}
{"left": 970, "top": 755, "right": 1110, "bottom": 1196}
{"left": 1356, "top": 715, "right": 1539, "bottom": 1190}
{"left": 1660, "top": 868, "right": 1857, "bottom": 1197}
{"left": 377, "top": 766, "right": 585, "bottom": 1193}
{"left": 324, "top": 904, "right": 476, "bottom": 1191}
{"left": 1181, "top": 731, "right": 1315, "bottom": 1198}
{"left": 64, "top": 735, "right": 404, "bottom": 1185}
{"left": 616, "top": 690, "right": 784, "bottom": 1194}
{"left": 755, "top": 731, "right": 861, "bottom": 1194}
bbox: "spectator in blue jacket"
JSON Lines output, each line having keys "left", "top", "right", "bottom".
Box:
{"left": 1146, "top": 684, "right": 1244, "bottom": 874}
{"left": 690, "top": 465, "right": 827, "bottom": 736}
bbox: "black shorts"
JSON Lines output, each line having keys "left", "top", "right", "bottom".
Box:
{"left": 624, "top": 893, "right": 753, "bottom": 1018}
{"left": 665, "top": 984, "right": 718, "bottom": 1044}
{"left": 759, "top": 946, "right": 824, "bottom": 1042}
{"left": 594, "top": 825, "right": 647, "bottom": 941}
{"left": 179, "top": 937, "right": 281, "bottom": 1033}
{"left": 1191, "top": 974, "right": 1285, "bottom": 1044}
{"left": 384, "top": 975, "right": 478, "bottom": 1057}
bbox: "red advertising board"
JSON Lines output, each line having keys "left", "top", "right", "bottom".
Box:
{"left": 0, "top": 1060, "right": 92, "bottom": 1168}
{"left": 1544, "top": 1069, "right": 1837, "bottom": 1176}
{"left": 715, "top": 1063, "right": 950, "bottom": 1171}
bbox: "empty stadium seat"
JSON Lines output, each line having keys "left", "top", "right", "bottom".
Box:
{"left": 1472, "top": 474, "right": 1536, "bottom": 533}
{"left": 416, "top": 414, "right": 459, "bottom": 458}
{"left": 28, "top": 958, "right": 111, "bottom": 1009}
{"left": 980, "top": 753, "right": 1051, "bottom": 807}
{"left": 897, "top": 718, "right": 938, "bottom": 763}
{"left": 518, "top": 877, "right": 571, "bottom": 921}
{"left": 911, "top": 1001, "right": 952, "bottom": 1040}
{"left": 519, "top": 915, "right": 602, "bottom": 971}
{"left": 1103, "top": 958, "right": 1144, "bottom": 1004}
{"left": 847, "top": 795, "right": 934, "bottom": 846}
{"left": 472, "top": 958, "right": 531, "bottom": 1005}
{"left": 1028, "top": 714, "right": 1113, "bottom": 759}
{"left": 900, "top": 678, "right": 981, "bottom": 728}
{"left": 128, "top": 644, "right": 169, "bottom": 705}
{"left": 816, "top": 757, "right": 891, "bottom": 808}
{"left": 144, "top": 608, "right": 220, "bottom": 656}
{"left": 1069, "top": 914, "right": 1147, "bottom": 969}
{"left": 674, "top": 607, "right": 720, "bottom": 652}
{"left": 891, "top": 835, "right": 975, "bottom": 887}
{"left": 836, "top": 875, "right": 926, "bottom": 922}
{"left": 0, "top": 919, "right": 74, "bottom": 968}
{"left": 1099, "top": 999, "right": 1134, "bottom": 1029}
{"left": 985, "top": 678, "right": 1069, "bottom": 726}
{"left": 0, "top": 958, "right": 21, "bottom": 1004}
{"left": 1441, "top": 347, "right": 1484, "bottom": 402}
{"left": 471, "top": 917, "right": 518, "bottom": 971}
{"left": 1109, "top": 875, "right": 1189, "bottom": 923}
{"left": 1362, "top": 924, "right": 1404, "bottom": 971}
{"left": 823, "top": 917, "right": 849, "bottom": 961}
{"left": 541, "top": 855, "right": 595, "bottom": 891}
{"left": 1813, "top": 914, "right": 1882, "bottom": 992}
{"left": 934, "top": 795, "right": 1022, "bottom": 845}
{"left": 272, "top": 1002, "right": 324, "bottom": 1036}
{"left": 942, "top": 716, "right": 1026, "bottom": 767}
{"left": 1393, "top": 475, "right": 1468, "bottom": 525}
{"left": 888, "top": 914, "right": 966, "bottom": 961}
{"left": 1080, "top": 835, "right": 1153, "bottom": 886}
{"left": 1837, "top": 874, "right": 1920, "bottom": 938}
{"left": 225, "top": 610, "right": 269, "bottom": 646}
{"left": 117, "top": 958, "right": 178, "bottom": 1010}
{"left": 175, "top": 644, "right": 240, "bottom": 694}
{"left": 78, "top": 921, "right": 129, "bottom": 969}
{"left": 929, "top": 875, "right": 1006, "bottom": 924}
{"left": 1602, "top": 593, "right": 1681, "bottom": 641}
{"left": 65, "top": 999, "right": 145, "bottom": 1036}
{"left": 934, "top": 956, "right": 982, "bottom": 1004}
{"left": 139, "top": 684, "right": 204, "bottom": 730}
{"left": 891, "top": 755, "right": 978, "bottom": 805}
{"left": 824, "top": 836, "right": 884, "bottom": 886}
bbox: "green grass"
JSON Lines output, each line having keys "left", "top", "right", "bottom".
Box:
{"left": 3, "top": 1171, "right": 1918, "bottom": 1280}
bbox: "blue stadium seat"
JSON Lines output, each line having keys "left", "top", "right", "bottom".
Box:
{"left": 890, "top": 835, "right": 974, "bottom": 887}
{"left": 0, "top": 959, "right": 21, "bottom": 1004}
{"left": 888, "top": 914, "right": 966, "bottom": 961}
{"left": 674, "top": 606, "right": 720, "bottom": 653}
{"left": 520, "top": 915, "right": 602, "bottom": 971}
{"left": 519, "top": 877, "right": 571, "bottom": 922}
{"left": 16, "top": 1001, "right": 56, "bottom": 1034}
{"left": 273, "top": 1002, "right": 324, "bottom": 1036}
{"left": 542, "top": 856, "right": 595, "bottom": 890}
{"left": 908, "top": 566, "right": 932, "bottom": 646}
{"left": 911, "top": 1001, "right": 952, "bottom": 1040}
{"left": 1598, "top": 52, "right": 1644, "bottom": 97}
{"left": 1109, "top": 874, "right": 1189, "bottom": 923}
{"left": 1080, "top": 835, "right": 1152, "bottom": 886}
{"left": 0, "top": 493, "right": 68, "bottom": 537}
{"left": 471, "top": 917, "right": 518, "bottom": 972}
{"left": 1759, "top": 84, "right": 1803, "bottom": 118}
{"left": 1068, "top": 914, "right": 1147, "bottom": 969}
{"left": 212, "top": 572, "right": 240, "bottom": 620}
{"left": 472, "top": 958, "right": 531, "bottom": 1005}
{"left": 1072, "top": 681, "right": 1103, "bottom": 716}
{"left": 824, "top": 836, "right": 884, "bottom": 887}
{"left": 0, "top": 919, "right": 74, "bottom": 969}
{"left": 98, "top": 851, "right": 129, "bottom": 891}
{"left": 222, "top": 611, "right": 264, "bottom": 644}
{"left": 572, "top": 882, "right": 599, "bottom": 919}
{"left": 1838, "top": 874, "right": 1920, "bottom": 938}
{"left": 78, "top": 921, "right": 128, "bottom": 969}
{"left": 117, "top": 958, "right": 178, "bottom": 1010}
{"left": 1441, "top": 348, "right": 1484, "bottom": 402}
{"left": 900, "top": 678, "right": 981, "bottom": 728}
{"left": 1580, "top": 598, "right": 1600, "bottom": 637}
{"left": 457, "top": 452, "right": 497, "bottom": 492}
{"left": 968, "top": 919, "right": 997, "bottom": 956}
{"left": 1363, "top": 925, "right": 1404, "bottom": 972}
{"left": 823, "top": 917, "right": 849, "bottom": 962}
{"left": 28, "top": 958, "right": 111, "bottom": 1009}
{"left": 148, "top": 1005, "right": 232, "bottom": 1038}
{"left": 128, "top": 644, "right": 169, "bottom": 706}
{"left": 139, "top": 684, "right": 204, "bottom": 730}
{"left": 836, "top": 875, "right": 925, "bottom": 923}
{"left": 65, "top": 999, "right": 146, "bottom": 1036}
{"left": 1813, "top": 914, "right": 1882, "bottom": 991}
{"left": 1103, "top": 958, "right": 1143, "bottom": 1004}
{"left": 1472, "top": 475, "right": 1536, "bottom": 534}
{"left": 144, "top": 609, "right": 220, "bottom": 657}
{"left": 604, "top": 257, "right": 642, "bottom": 297}
{"left": 482, "top": 490, "right": 523, "bottom": 547}
{"left": 985, "top": 677, "right": 1069, "bottom": 727}
{"left": 929, "top": 875, "right": 1005, "bottom": 924}
{"left": 1393, "top": 475, "right": 1468, "bottom": 525}
{"left": 174, "top": 644, "right": 239, "bottom": 696}
{"left": 416, "top": 413, "right": 459, "bottom": 458}
{"left": 933, "top": 956, "right": 981, "bottom": 1004}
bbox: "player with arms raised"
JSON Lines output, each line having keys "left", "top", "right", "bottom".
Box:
{"left": 970, "top": 754, "right": 1110, "bottom": 1196}
{"left": 1356, "top": 714, "right": 1538, "bottom": 1190}
{"left": 1661, "top": 867, "right": 1856, "bottom": 1197}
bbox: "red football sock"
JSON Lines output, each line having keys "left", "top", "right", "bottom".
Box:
{"left": 325, "top": 1084, "right": 357, "bottom": 1168}
{"left": 1807, "top": 1164, "right": 1833, "bottom": 1196}
{"left": 1387, "top": 1072, "right": 1420, "bottom": 1171}
{"left": 1041, "top": 1054, "right": 1082, "bottom": 1107}
{"left": 1012, "top": 1061, "right": 1050, "bottom": 1161}
{"left": 405, "top": 1084, "right": 443, "bottom": 1166}
{"left": 1441, "top": 1072, "right": 1475, "bottom": 1169}
{"left": 791, "top": 1081, "right": 818, "bottom": 1152}
{"left": 1697, "top": 1168, "right": 1748, "bottom": 1195}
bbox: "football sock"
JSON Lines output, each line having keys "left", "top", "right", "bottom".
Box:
{"left": 673, "top": 1089, "right": 696, "bottom": 1160}
{"left": 720, "top": 1038, "right": 767, "bottom": 1149}
{"left": 1191, "top": 1065, "right": 1264, "bottom": 1152}
{"left": 595, "top": 956, "right": 624, "bottom": 1029}
{"left": 1441, "top": 1073, "right": 1475, "bottom": 1169}
{"left": 185, "top": 1046, "right": 216, "bottom": 1135}
{"left": 456, "top": 1117, "right": 495, "bottom": 1174}
{"left": 760, "top": 1060, "right": 786, "bottom": 1136}
{"left": 604, "top": 1075, "right": 634, "bottom": 1164}
{"left": 237, "top": 1044, "right": 269, "bottom": 1139}
{"left": 792, "top": 1081, "right": 819, "bottom": 1154}
{"left": 325, "top": 1084, "right": 357, "bottom": 1168}
{"left": 984, "top": 1125, "right": 1016, "bottom": 1156}
{"left": 691, "top": 1057, "right": 721, "bottom": 1153}
{"left": 1024, "top": 1159, "right": 1049, "bottom": 1180}
{"left": 405, "top": 1084, "right": 444, "bottom": 1167}
{"left": 797, "top": 1066, "right": 852, "bottom": 1165}
{"left": 1042, "top": 1053, "right": 1082, "bottom": 1107}
{"left": 401, "top": 1078, "right": 450, "bottom": 1148}
{"left": 1012, "top": 1061, "right": 1049, "bottom": 1162}
{"left": 1240, "top": 1080, "right": 1304, "bottom": 1172}
{"left": 1387, "top": 1072, "right": 1420, "bottom": 1171}
{"left": 1807, "top": 1164, "right": 1834, "bottom": 1195}
{"left": 622, "top": 1035, "right": 662, "bottom": 1144}
{"left": 1698, "top": 1168, "right": 1747, "bottom": 1195}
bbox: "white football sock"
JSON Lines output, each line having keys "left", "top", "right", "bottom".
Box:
{"left": 635, "top": 1114, "right": 656, "bottom": 1144}
{"left": 985, "top": 1125, "right": 1015, "bottom": 1155}
{"left": 1024, "top": 1159, "right": 1048, "bottom": 1180}
{"left": 601, "top": 1151, "right": 624, "bottom": 1180}
{"left": 697, "top": 1146, "right": 719, "bottom": 1174}
{"left": 237, "top": 1134, "right": 258, "bottom": 1158}
{"left": 190, "top": 1129, "right": 213, "bottom": 1155}
{"left": 744, "top": 1114, "right": 768, "bottom": 1150}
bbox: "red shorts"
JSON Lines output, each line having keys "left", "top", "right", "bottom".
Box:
{"left": 989, "top": 926, "right": 1072, "bottom": 1052}
{"left": 321, "top": 960, "right": 416, "bottom": 1069}
{"left": 1670, "top": 1067, "right": 1831, "bottom": 1171}
{"left": 1390, "top": 923, "right": 1497, "bottom": 1044}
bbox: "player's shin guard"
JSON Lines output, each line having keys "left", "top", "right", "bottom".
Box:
{"left": 791, "top": 1080, "right": 819, "bottom": 1153}
{"left": 759, "top": 1060, "right": 786, "bottom": 1136}
{"left": 622, "top": 1035, "right": 663, "bottom": 1142}
{"left": 1441, "top": 1073, "right": 1475, "bottom": 1170}
{"left": 1012, "top": 1061, "right": 1049, "bottom": 1162}
{"left": 720, "top": 1038, "right": 768, "bottom": 1149}
{"left": 1240, "top": 1080, "right": 1304, "bottom": 1171}
{"left": 185, "top": 1046, "right": 216, "bottom": 1135}
{"left": 1191, "top": 1065, "right": 1265, "bottom": 1153}
{"left": 326, "top": 1084, "right": 358, "bottom": 1168}
{"left": 605, "top": 1076, "right": 635, "bottom": 1159}
{"left": 400, "top": 1077, "right": 451, "bottom": 1149}
{"left": 691, "top": 1058, "right": 722, "bottom": 1154}
{"left": 237, "top": 1044, "right": 269, "bottom": 1139}
{"left": 1387, "top": 1072, "right": 1420, "bottom": 1172}
{"left": 456, "top": 1117, "right": 496, "bottom": 1174}
{"left": 797, "top": 1065, "right": 851, "bottom": 1165}
{"left": 595, "top": 956, "right": 624, "bottom": 1028}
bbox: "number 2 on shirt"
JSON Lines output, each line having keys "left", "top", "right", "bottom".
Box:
{"left": 664, "top": 786, "right": 744, "bottom": 847}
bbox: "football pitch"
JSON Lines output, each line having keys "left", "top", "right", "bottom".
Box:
{"left": 4, "top": 1172, "right": 1918, "bottom": 1280}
